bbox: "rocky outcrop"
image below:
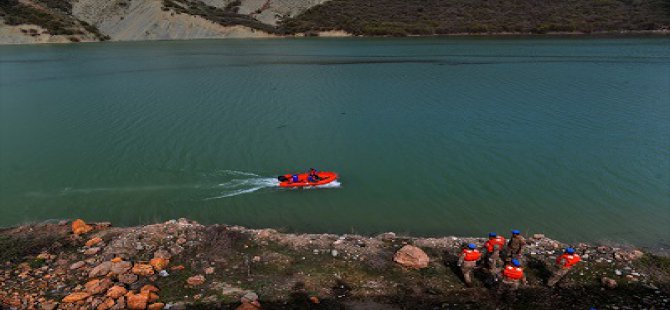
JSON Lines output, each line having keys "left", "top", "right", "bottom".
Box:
{"left": 0, "top": 219, "right": 667, "bottom": 309}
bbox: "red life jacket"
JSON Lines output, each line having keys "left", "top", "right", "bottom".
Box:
{"left": 485, "top": 236, "right": 506, "bottom": 252}
{"left": 503, "top": 265, "right": 524, "bottom": 280}
{"left": 557, "top": 253, "right": 581, "bottom": 268}
{"left": 461, "top": 249, "right": 481, "bottom": 261}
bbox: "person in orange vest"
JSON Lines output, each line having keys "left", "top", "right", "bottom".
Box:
{"left": 506, "top": 229, "right": 526, "bottom": 262}
{"left": 484, "top": 232, "right": 505, "bottom": 281}
{"left": 457, "top": 243, "right": 482, "bottom": 287}
{"left": 547, "top": 247, "right": 581, "bottom": 287}
{"left": 501, "top": 258, "right": 527, "bottom": 290}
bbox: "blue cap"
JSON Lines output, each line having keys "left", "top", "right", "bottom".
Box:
{"left": 468, "top": 243, "right": 476, "bottom": 249}
{"left": 511, "top": 259, "right": 521, "bottom": 267}
{"left": 488, "top": 232, "right": 497, "bottom": 238}
{"left": 566, "top": 247, "right": 575, "bottom": 254}
{"left": 511, "top": 230, "right": 520, "bottom": 235}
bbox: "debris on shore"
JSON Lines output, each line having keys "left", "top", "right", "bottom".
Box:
{"left": 0, "top": 218, "right": 668, "bottom": 309}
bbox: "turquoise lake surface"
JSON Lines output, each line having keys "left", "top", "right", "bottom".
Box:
{"left": 1, "top": 37, "right": 668, "bottom": 248}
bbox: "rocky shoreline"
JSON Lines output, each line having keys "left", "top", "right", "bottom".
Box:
{"left": 1, "top": 219, "right": 668, "bottom": 309}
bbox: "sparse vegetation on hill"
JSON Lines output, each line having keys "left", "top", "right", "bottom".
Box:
{"left": 162, "top": 0, "right": 278, "bottom": 33}
{"left": 279, "top": 0, "right": 670, "bottom": 36}
{"left": 0, "top": 0, "right": 108, "bottom": 40}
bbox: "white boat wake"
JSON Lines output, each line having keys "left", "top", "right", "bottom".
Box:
{"left": 26, "top": 170, "right": 340, "bottom": 200}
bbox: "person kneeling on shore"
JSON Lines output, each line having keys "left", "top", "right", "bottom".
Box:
{"left": 547, "top": 247, "right": 581, "bottom": 287}
{"left": 458, "top": 243, "right": 481, "bottom": 287}
{"left": 501, "top": 259, "right": 527, "bottom": 290}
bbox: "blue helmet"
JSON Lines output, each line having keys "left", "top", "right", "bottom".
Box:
{"left": 566, "top": 247, "right": 576, "bottom": 254}
{"left": 511, "top": 259, "right": 521, "bottom": 267}
{"left": 468, "top": 243, "right": 476, "bottom": 249}
{"left": 511, "top": 229, "right": 520, "bottom": 235}
{"left": 488, "top": 232, "right": 497, "bottom": 238}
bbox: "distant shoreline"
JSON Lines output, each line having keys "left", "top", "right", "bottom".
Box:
{"left": 1, "top": 29, "right": 668, "bottom": 46}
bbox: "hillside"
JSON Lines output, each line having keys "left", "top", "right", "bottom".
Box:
{"left": 1, "top": 0, "right": 669, "bottom": 44}
{"left": 280, "top": 0, "right": 670, "bottom": 36}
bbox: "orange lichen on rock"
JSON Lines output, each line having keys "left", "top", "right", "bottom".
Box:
{"left": 126, "top": 292, "right": 148, "bottom": 310}
{"left": 62, "top": 292, "right": 91, "bottom": 303}
{"left": 85, "top": 237, "right": 103, "bottom": 247}
{"left": 150, "top": 257, "right": 169, "bottom": 271}
{"left": 72, "top": 219, "right": 93, "bottom": 235}
{"left": 105, "top": 286, "right": 127, "bottom": 299}
{"left": 132, "top": 263, "right": 154, "bottom": 276}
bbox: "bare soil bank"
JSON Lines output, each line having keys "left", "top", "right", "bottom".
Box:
{"left": 1, "top": 219, "right": 669, "bottom": 309}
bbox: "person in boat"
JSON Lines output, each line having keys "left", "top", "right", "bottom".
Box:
{"left": 308, "top": 168, "right": 321, "bottom": 182}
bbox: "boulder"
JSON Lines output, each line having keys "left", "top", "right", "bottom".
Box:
{"left": 86, "top": 237, "right": 103, "bottom": 247}
{"left": 533, "top": 234, "right": 545, "bottom": 239}
{"left": 141, "top": 291, "right": 160, "bottom": 303}
{"left": 140, "top": 284, "right": 160, "bottom": 294}
{"left": 85, "top": 247, "right": 101, "bottom": 255}
{"left": 378, "top": 232, "right": 396, "bottom": 241}
{"left": 186, "top": 275, "right": 206, "bottom": 286}
{"left": 62, "top": 292, "right": 91, "bottom": 303}
{"left": 72, "top": 219, "right": 94, "bottom": 235}
{"left": 236, "top": 303, "right": 261, "bottom": 310}
{"left": 89, "top": 261, "right": 112, "bottom": 278}
{"left": 106, "top": 286, "right": 127, "bottom": 299}
{"left": 132, "top": 263, "right": 155, "bottom": 276}
{"left": 150, "top": 258, "right": 169, "bottom": 271}
{"left": 70, "top": 261, "right": 86, "bottom": 270}
{"left": 126, "top": 293, "right": 148, "bottom": 310}
{"left": 393, "top": 245, "right": 429, "bottom": 269}
{"left": 118, "top": 273, "right": 139, "bottom": 284}
{"left": 204, "top": 267, "right": 215, "bottom": 275}
{"left": 170, "top": 265, "right": 185, "bottom": 271}
{"left": 148, "top": 303, "right": 165, "bottom": 310}
{"left": 241, "top": 292, "right": 259, "bottom": 303}
{"left": 111, "top": 261, "right": 132, "bottom": 275}
{"left": 85, "top": 278, "right": 113, "bottom": 295}
{"left": 96, "top": 297, "right": 116, "bottom": 310}
{"left": 40, "top": 301, "right": 58, "bottom": 310}
{"left": 111, "top": 296, "right": 126, "bottom": 310}
{"left": 153, "top": 249, "right": 171, "bottom": 260}
{"left": 601, "top": 277, "right": 618, "bottom": 289}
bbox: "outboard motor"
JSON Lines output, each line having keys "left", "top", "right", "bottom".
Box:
{"left": 277, "top": 175, "right": 289, "bottom": 182}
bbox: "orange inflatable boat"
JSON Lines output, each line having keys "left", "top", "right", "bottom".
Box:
{"left": 277, "top": 171, "right": 338, "bottom": 188}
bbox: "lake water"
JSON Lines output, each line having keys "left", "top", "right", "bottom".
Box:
{"left": 1, "top": 37, "right": 668, "bottom": 248}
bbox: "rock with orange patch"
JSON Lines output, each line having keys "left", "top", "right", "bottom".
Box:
{"left": 85, "top": 278, "right": 112, "bottom": 295}
{"left": 147, "top": 303, "right": 165, "bottom": 310}
{"left": 132, "top": 263, "right": 154, "bottom": 276}
{"left": 236, "top": 302, "right": 261, "bottom": 310}
{"left": 186, "top": 275, "right": 205, "bottom": 286}
{"left": 111, "top": 257, "right": 123, "bottom": 263}
{"left": 62, "top": 292, "right": 91, "bottom": 303}
{"left": 72, "top": 219, "right": 93, "bottom": 235}
{"left": 97, "top": 297, "right": 115, "bottom": 310}
{"left": 140, "top": 284, "right": 159, "bottom": 294}
{"left": 170, "top": 265, "right": 185, "bottom": 271}
{"left": 150, "top": 258, "right": 169, "bottom": 271}
{"left": 105, "top": 286, "right": 127, "bottom": 299}
{"left": 126, "top": 292, "right": 148, "bottom": 310}
{"left": 140, "top": 291, "right": 160, "bottom": 303}
{"left": 86, "top": 237, "right": 103, "bottom": 247}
